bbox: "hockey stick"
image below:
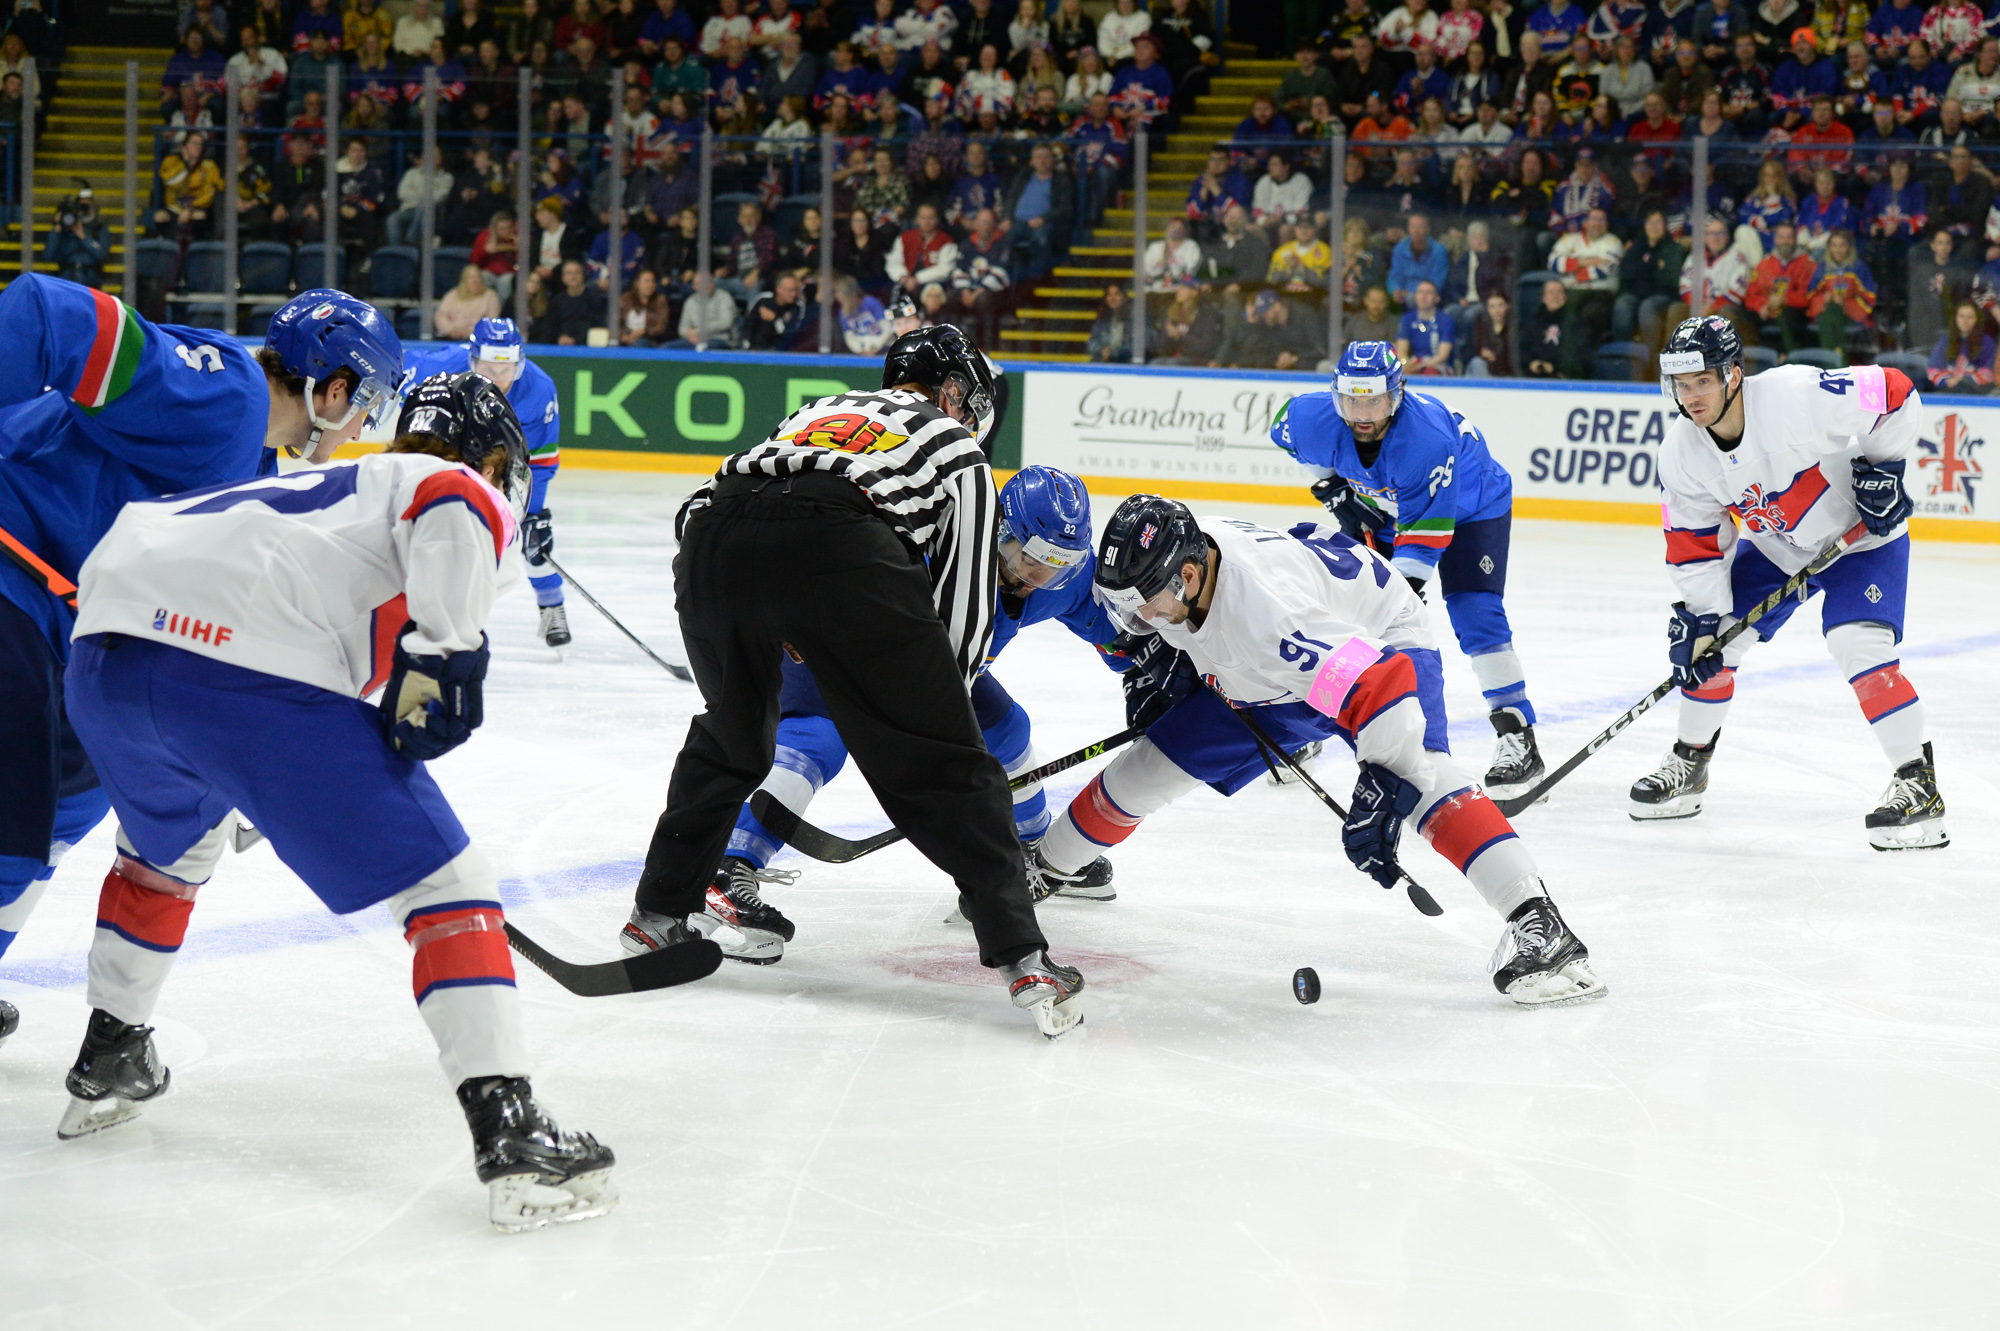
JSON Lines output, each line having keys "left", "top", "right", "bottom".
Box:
{"left": 503, "top": 922, "right": 723, "bottom": 997}
{"left": 749, "top": 725, "right": 1145, "bottom": 864}
{"left": 1208, "top": 683, "right": 1445, "bottom": 918}
{"left": 545, "top": 554, "right": 694, "bottom": 681}
{"left": 1492, "top": 520, "right": 1869, "bottom": 818}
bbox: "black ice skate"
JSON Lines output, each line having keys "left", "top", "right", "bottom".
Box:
{"left": 1025, "top": 842, "right": 1116, "bottom": 903}
{"left": 1000, "top": 949, "right": 1085, "bottom": 1039}
{"left": 458, "top": 1075, "right": 617, "bottom": 1233}
{"left": 0, "top": 997, "right": 18, "bottom": 1049}
{"left": 1629, "top": 738, "right": 1715, "bottom": 820}
{"left": 57, "top": 1009, "right": 171, "bottom": 1139}
{"left": 1865, "top": 742, "right": 1949, "bottom": 852}
{"left": 537, "top": 604, "right": 571, "bottom": 648}
{"left": 1484, "top": 710, "right": 1546, "bottom": 801}
{"left": 1265, "top": 740, "right": 1323, "bottom": 786}
{"left": 1490, "top": 895, "right": 1606, "bottom": 1009}
{"left": 686, "top": 857, "right": 798, "bottom": 963}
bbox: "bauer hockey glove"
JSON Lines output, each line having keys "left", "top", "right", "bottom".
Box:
{"left": 1851, "top": 457, "right": 1913, "bottom": 537}
{"left": 1114, "top": 631, "right": 1199, "bottom": 730}
{"left": 1343, "top": 761, "right": 1420, "bottom": 891}
{"left": 379, "top": 628, "right": 490, "bottom": 761}
{"left": 521, "top": 510, "right": 554, "bottom": 564}
{"left": 1666, "top": 602, "right": 1724, "bottom": 690}
{"left": 1309, "top": 476, "right": 1393, "bottom": 548}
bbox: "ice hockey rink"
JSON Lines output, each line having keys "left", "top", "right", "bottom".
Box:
{"left": 4, "top": 471, "right": 1999, "bottom": 1329}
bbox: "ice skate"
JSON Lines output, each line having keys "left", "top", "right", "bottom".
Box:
{"left": 458, "top": 1075, "right": 617, "bottom": 1234}
{"left": 619, "top": 905, "right": 702, "bottom": 957}
{"left": 1629, "top": 738, "right": 1715, "bottom": 820}
{"left": 537, "top": 604, "right": 571, "bottom": 649}
{"left": 685, "top": 857, "right": 798, "bottom": 964}
{"left": 1024, "top": 842, "right": 1115, "bottom": 903}
{"left": 1265, "top": 740, "right": 1322, "bottom": 786}
{"left": 1000, "top": 949, "right": 1085, "bottom": 1039}
{"left": 1490, "top": 895, "right": 1605, "bottom": 1009}
{"left": 0, "top": 997, "right": 17, "bottom": 1050}
{"left": 1866, "top": 742, "right": 1948, "bottom": 851}
{"left": 57, "top": 1009, "right": 171, "bottom": 1139}
{"left": 1484, "top": 710, "right": 1545, "bottom": 801}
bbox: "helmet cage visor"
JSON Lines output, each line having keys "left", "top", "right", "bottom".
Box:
{"left": 1333, "top": 371, "right": 1400, "bottom": 427}
{"left": 1097, "top": 573, "right": 1187, "bottom": 635}
{"left": 998, "top": 516, "right": 1089, "bottom": 590}
{"left": 1658, "top": 348, "right": 1736, "bottom": 411}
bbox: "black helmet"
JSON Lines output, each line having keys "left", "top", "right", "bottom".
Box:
{"left": 881, "top": 324, "right": 997, "bottom": 443}
{"left": 1094, "top": 494, "right": 1209, "bottom": 634}
{"left": 397, "top": 371, "right": 531, "bottom": 517}
{"left": 1659, "top": 314, "right": 1744, "bottom": 416}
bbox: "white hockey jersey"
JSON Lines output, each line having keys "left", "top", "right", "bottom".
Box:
{"left": 1660, "top": 363, "right": 1918, "bottom": 617}
{"left": 74, "top": 452, "right": 516, "bottom": 698}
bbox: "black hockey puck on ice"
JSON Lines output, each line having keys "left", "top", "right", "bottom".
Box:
{"left": 1293, "top": 967, "right": 1321, "bottom": 1005}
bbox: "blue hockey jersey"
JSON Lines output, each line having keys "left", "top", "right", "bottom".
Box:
{"left": 985, "top": 551, "right": 1125, "bottom": 673}
{"left": 1270, "top": 388, "right": 1513, "bottom": 581}
{"left": 404, "top": 344, "right": 560, "bottom": 469}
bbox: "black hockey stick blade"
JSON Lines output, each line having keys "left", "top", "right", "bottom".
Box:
{"left": 546, "top": 554, "right": 695, "bottom": 681}
{"left": 1492, "top": 521, "right": 1867, "bottom": 818}
{"left": 749, "top": 727, "right": 1146, "bottom": 864}
{"left": 1405, "top": 881, "right": 1443, "bottom": 915}
{"left": 504, "top": 922, "right": 722, "bottom": 996}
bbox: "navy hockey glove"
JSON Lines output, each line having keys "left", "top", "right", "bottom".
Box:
{"left": 1113, "top": 631, "right": 1199, "bottom": 730}
{"left": 521, "top": 510, "right": 554, "bottom": 564}
{"left": 1343, "top": 761, "right": 1420, "bottom": 891}
{"left": 1666, "top": 602, "right": 1724, "bottom": 690}
{"left": 379, "top": 628, "right": 490, "bottom": 761}
{"left": 1310, "top": 476, "right": 1393, "bottom": 547}
{"left": 1851, "top": 457, "right": 1913, "bottom": 537}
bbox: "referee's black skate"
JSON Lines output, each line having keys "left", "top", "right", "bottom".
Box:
{"left": 0, "top": 997, "right": 18, "bottom": 1049}
{"left": 689, "top": 857, "right": 798, "bottom": 963}
{"left": 1629, "top": 738, "right": 1715, "bottom": 820}
{"left": 458, "top": 1074, "right": 616, "bottom": 1233}
{"left": 537, "top": 605, "right": 571, "bottom": 648}
{"left": 1484, "top": 710, "right": 1545, "bottom": 801}
{"left": 1865, "top": 742, "right": 1948, "bottom": 851}
{"left": 1490, "top": 895, "right": 1605, "bottom": 1009}
{"left": 1001, "top": 949, "right": 1085, "bottom": 1038}
{"left": 57, "top": 1008, "right": 171, "bottom": 1139}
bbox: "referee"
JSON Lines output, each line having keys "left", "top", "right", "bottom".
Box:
{"left": 620, "top": 326, "right": 1084, "bottom": 1038}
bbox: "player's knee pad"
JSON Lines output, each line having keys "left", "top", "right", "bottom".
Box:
{"left": 982, "top": 699, "right": 1034, "bottom": 771}
{"left": 389, "top": 848, "right": 516, "bottom": 1008}
{"left": 1679, "top": 666, "right": 1737, "bottom": 705}
{"left": 1442, "top": 590, "right": 1515, "bottom": 657}
{"left": 1042, "top": 739, "right": 1198, "bottom": 870}
{"left": 1827, "top": 621, "right": 1921, "bottom": 733}
{"left": 84, "top": 850, "right": 208, "bottom": 1026}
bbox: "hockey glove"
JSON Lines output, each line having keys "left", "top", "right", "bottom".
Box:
{"left": 1851, "top": 457, "right": 1913, "bottom": 537}
{"left": 379, "top": 627, "right": 490, "bottom": 761}
{"left": 521, "top": 510, "right": 554, "bottom": 564}
{"left": 1666, "top": 602, "right": 1724, "bottom": 690}
{"left": 1343, "top": 761, "right": 1421, "bottom": 891}
{"left": 1114, "top": 631, "right": 1199, "bottom": 730}
{"left": 1310, "top": 476, "right": 1393, "bottom": 547}
{"left": 1404, "top": 574, "right": 1428, "bottom": 601}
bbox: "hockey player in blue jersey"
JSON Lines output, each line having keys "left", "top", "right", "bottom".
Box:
{"left": 1272, "top": 342, "right": 1547, "bottom": 799}
{"left": 402, "top": 318, "right": 568, "bottom": 647}
{"left": 679, "top": 465, "right": 1126, "bottom": 965}
{"left": 0, "top": 278, "right": 402, "bottom": 1048}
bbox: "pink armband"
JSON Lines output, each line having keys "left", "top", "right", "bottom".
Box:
{"left": 1851, "top": 364, "right": 1887, "bottom": 415}
{"left": 1304, "top": 637, "right": 1383, "bottom": 718}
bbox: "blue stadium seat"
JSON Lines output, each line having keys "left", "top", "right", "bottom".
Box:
{"left": 294, "top": 243, "right": 347, "bottom": 289}
{"left": 430, "top": 246, "right": 475, "bottom": 298}
{"left": 238, "top": 242, "right": 294, "bottom": 295}
{"left": 369, "top": 245, "right": 419, "bottom": 299}
{"left": 181, "top": 242, "right": 227, "bottom": 293}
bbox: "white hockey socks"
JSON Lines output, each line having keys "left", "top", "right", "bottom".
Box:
{"left": 1039, "top": 738, "right": 1200, "bottom": 874}
{"left": 1005, "top": 741, "right": 1052, "bottom": 842}
{"left": 1828, "top": 621, "right": 1927, "bottom": 767}
{"left": 1410, "top": 754, "right": 1545, "bottom": 919}
{"left": 85, "top": 822, "right": 234, "bottom": 1026}
{"left": 387, "top": 847, "right": 529, "bottom": 1088}
{"left": 1466, "top": 646, "right": 1533, "bottom": 721}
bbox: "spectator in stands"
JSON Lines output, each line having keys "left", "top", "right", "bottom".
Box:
{"left": 1920, "top": 0, "right": 1984, "bottom": 65}
{"left": 529, "top": 196, "right": 583, "bottom": 284}
{"left": 1863, "top": 154, "right": 1925, "bottom": 312}
{"left": 1552, "top": 147, "right": 1617, "bottom": 233}
{"left": 1667, "top": 215, "right": 1757, "bottom": 342}
{"left": 1803, "top": 228, "right": 1875, "bottom": 355}
{"left": 268, "top": 132, "right": 324, "bottom": 243}
{"left": 1397, "top": 280, "right": 1456, "bottom": 374}
{"left": 545, "top": 258, "right": 599, "bottom": 344}
{"left": 42, "top": 195, "right": 110, "bottom": 287}
{"left": 887, "top": 202, "right": 960, "bottom": 296}
{"left": 742, "top": 272, "right": 808, "bottom": 349}
{"left": 435, "top": 265, "right": 501, "bottom": 342}
{"left": 1378, "top": 0, "right": 1442, "bottom": 58}
{"left": 1795, "top": 165, "right": 1856, "bottom": 254}
{"left": 1347, "top": 285, "right": 1401, "bottom": 343}
{"left": 836, "top": 207, "right": 895, "bottom": 293}
{"left": 1929, "top": 300, "right": 1995, "bottom": 393}
{"left": 1613, "top": 208, "right": 1684, "bottom": 351}
{"left": 1550, "top": 205, "right": 1624, "bottom": 347}
{"left": 1490, "top": 148, "right": 1555, "bottom": 235}
{"left": 1932, "top": 145, "right": 1994, "bottom": 237}
{"left": 1215, "top": 288, "right": 1324, "bottom": 369}
{"left": 1865, "top": 0, "right": 1922, "bottom": 62}
{"left": 288, "top": 29, "right": 340, "bottom": 114}
{"left": 1147, "top": 216, "right": 1204, "bottom": 291}
{"left": 836, "top": 276, "right": 893, "bottom": 353}
{"left": 1745, "top": 219, "right": 1818, "bottom": 351}
{"left": 166, "top": 82, "right": 214, "bottom": 148}
{"left": 1337, "top": 35, "right": 1398, "bottom": 122}
{"left": 1738, "top": 159, "right": 1797, "bottom": 253}
{"left": 856, "top": 147, "right": 912, "bottom": 230}
{"left": 1715, "top": 33, "right": 1769, "bottom": 131}
{"left": 1394, "top": 44, "right": 1451, "bottom": 119}
{"left": 951, "top": 208, "right": 1011, "bottom": 346}
{"left": 1352, "top": 91, "right": 1413, "bottom": 161}
{"left": 154, "top": 131, "right": 220, "bottom": 239}
{"left": 1088, "top": 283, "right": 1135, "bottom": 362}
{"left": 588, "top": 224, "right": 645, "bottom": 292}
{"left": 1462, "top": 291, "right": 1515, "bottom": 376}
{"left": 1003, "top": 142, "right": 1074, "bottom": 280}
{"left": 1457, "top": 98, "right": 1514, "bottom": 163}
{"left": 161, "top": 27, "right": 225, "bottom": 117}
{"left": 1251, "top": 152, "right": 1310, "bottom": 231}
{"left": 1445, "top": 220, "right": 1512, "bottom": 328}
{"left": 334, "top": 138, "right": 386, "bottom": 254}
{"left": 1278, "top": 40, "right": 1337, "bottom": 123}
{"left": 650, "top": 205, "right": 702, "bottom": 290}
{"left": 1098, "top": 0, "right": 1151, "bottom": 65}
{"left": 1524, "top": 279, "right": 1572, "bottom": 377}
{"left": 1201, "top": 202, "right": 1271, "bottom": 289}
{"left": 1595, "top": 33, "right": 1654, "bottom": 117}
{"left": 1111, "top": 32, "right": 1174, "bottom": 130}
{"left": 466, "top": 209, "right": 519, "bottom": 298}
{"left": 292, "top": 0, "right": 343, "bottom": 53}
{"left": 1234, "top": 92, "right": 1294, "bottom": 166}
{"left": 949, "top": 140, "right": 1005, "bottom": 227}
{"left": 384, "top": 147, "right": 454, "bottom": 249}
{"left": 1786, "top": 93, "right": 1854, "bottom": 180}
{"left": 1691, "top": 0, "right": 1749, "bottom": 62}
{"left": 1065, "top": 46, "right": 1113, "bottom": 110}
{"left": 1050, "top": 0, "right": 1097, "bottom": 68}
{"left": 1389, "top": 213, "right": 1449, "bottom": 308}
{"left": 1268, "top": 218, "right": 1331, "bottom": 293}
{"left": 1066, "top": 92, "right": 1127, "bottom": 227}
{"left": 447, "top": 0, "right": 500, "bottom": 59}
{"left": 1152, "top": 285, "right": 1221, "bottom": 364}
{"left": 227, "top": 26, "right": 289, "bottom": 101}
{"left": 396, "top": 0, "right": 445, "bottom": 58}
{"left": 1770, "top": 29, "right": 1836, "bottom": 128}
{"left": 1897, "top": 39, "right": 1952, "bottom": 132}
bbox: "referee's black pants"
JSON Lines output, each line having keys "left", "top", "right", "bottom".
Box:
{"left": 637, "top": 473, "right": 1047, "bottom": 969}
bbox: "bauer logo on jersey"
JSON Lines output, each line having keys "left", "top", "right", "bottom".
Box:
{"left": 788, "top": 412, "right": 911, "bottom": 454}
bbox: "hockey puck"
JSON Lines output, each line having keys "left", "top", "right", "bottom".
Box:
{"left": 1293, "top": 967, "right": 1321, "bottom": 1005}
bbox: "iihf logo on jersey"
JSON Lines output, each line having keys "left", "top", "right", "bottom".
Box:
{"left": 1916, "top": 412, "right": 1983, "bottom": 516}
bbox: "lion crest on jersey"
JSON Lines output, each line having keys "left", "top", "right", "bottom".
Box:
{"left": 1736, "top": 484, "right": 1790, "bottom": 533}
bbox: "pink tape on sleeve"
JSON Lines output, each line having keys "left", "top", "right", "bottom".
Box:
{"left": 1852, "top": 364, "right": 1887, "bottom": 415}
{"left": 1305, "top": 638, "right": 1383, "bottom": 718}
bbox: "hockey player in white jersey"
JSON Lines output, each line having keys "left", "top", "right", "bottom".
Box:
{"left": 1030, "top": 495, "right": 1606, "bottom": 1008}
{"left": 56, "top": 373, "right": 618, "bottom": 1233}
{"left": 1634, "top": 315, "right": 1947, "bottom": 850}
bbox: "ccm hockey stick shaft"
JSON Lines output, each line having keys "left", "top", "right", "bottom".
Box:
{"left": 504, "top": 922, "right": 722, "bottom": 997}
{"left": 750, "top": 725, "right": 1145, "bottom": 864}
{"left": 1493, "top": 520, "right": 1869, "bottom": 818}
{"left": 545, "top": 554, "right": 694, "bottom": 681}
{"left": 1210, "top": 683, "right": 1444, "bottom": 918}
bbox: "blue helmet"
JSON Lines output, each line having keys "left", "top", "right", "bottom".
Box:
{"left": 1333, "top": 340, "right": 1405, "bottom": 436}
{"left": 469, "top": 317, "right": 525, "bottom": 366}
{"left": 265, "top": 289, "right": 405, "bottom": 451}
{"left": 998, "top": 465, "right": 1092, "bottom": 590}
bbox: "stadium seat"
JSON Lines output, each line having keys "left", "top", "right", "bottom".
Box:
{"left": 1592, "top": 341, "right": 1649, "bottom": 382}
{"left": 238, "top": 242, "right": 294, "bottom": 295}
{"left": 774, "top": 193, "right": 817, "bottom": 244}
{"left": 1785, "top": 347, "right": 1842, "bottom": 369}
{"left": 711, "top": 190, "right": 758, "bottom": 238}
{"left": 1742, "top": 345, "right": 1779, "bottom": 376}
{"left": 181, "top": 242, "right": 227, "bottom": 293}
{"left": 369, "top": 245, "right": 420, "bottom": 300}
{"left": 431, "top": 246, "right": 474, "bottom": 298}
{"left": 397, "top": 307, "right": 424, "bottom": 341}
{"left": 244, "top": 302, "right": 285, "bottom": 336}
{"left": 294, "top": 243, "right": 347, "bottom": 289}
{"left": 130, "top": 237, "right": 179, "bottom": 284}
{"left": 1874, "top": 349, "right": 1933, "bottom": 387}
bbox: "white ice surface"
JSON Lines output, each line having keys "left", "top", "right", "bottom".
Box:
{"left": 5, "top": 473, "right": 2000, "bottom": 1330}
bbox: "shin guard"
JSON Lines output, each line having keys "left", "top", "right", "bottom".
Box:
{"left": 389, "top": 848, "right": 528, "bottom": 1087}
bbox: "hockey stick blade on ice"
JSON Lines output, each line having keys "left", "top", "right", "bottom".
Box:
{"left": 546, "top": 554, "right": 694, "bottom": 681}
{"left": 1493, "top": 521, "right": 1868, "bottom": 818}
{"left": 504, "top": 922, "right": 722, "bottom": 997}
{"left": 751, "top": 726, "right": 1145, "bottom": 864}
{"left": 1212, "top": 684, "right": 1443, "bottom": 917}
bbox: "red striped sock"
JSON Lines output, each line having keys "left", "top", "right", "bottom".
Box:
{"left": 405, "top": 906, "right": 515, "bottom": 1005}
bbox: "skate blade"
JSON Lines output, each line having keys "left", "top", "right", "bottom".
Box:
{"left": 1628, "top": 795, "right": 1704, "bottom": 821}
{"left": 689, "top": 915, "right": 786, "bottom": 964}
{"left": 1484, "top": 778, "right": 1548, "bottom": 805}
{"left": 1506, "top": 960, "right": 1608, "bottom": 1010}
{"left": 943, "top": 904, "right": 968, "bottom": 924}
{"left": 1868, "top": 820, "right": 1949, "bottom": 852}
{"left": 488, "top": 1168, "right": 619, "bottom": 1234}
{"left": 1050, "top": 884, "right": 1117, "bottom": 902}
{"left": 57, "top": 1093, "right": 151, "bottom": 1140}
{"left": 1028, "top": 994, "right": 1084, "bottom": 1040}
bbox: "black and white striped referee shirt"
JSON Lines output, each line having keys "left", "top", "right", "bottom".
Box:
{"left": 679, "top": 388, "right": 1000, "bottom": 688}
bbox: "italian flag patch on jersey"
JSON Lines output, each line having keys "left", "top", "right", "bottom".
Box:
{"left": 72, "top": 288, "right": 145, "bottom": 414}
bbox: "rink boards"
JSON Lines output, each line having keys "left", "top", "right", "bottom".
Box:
{"left": 368, "top": 346, "right": 2000, "bottom": 543}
